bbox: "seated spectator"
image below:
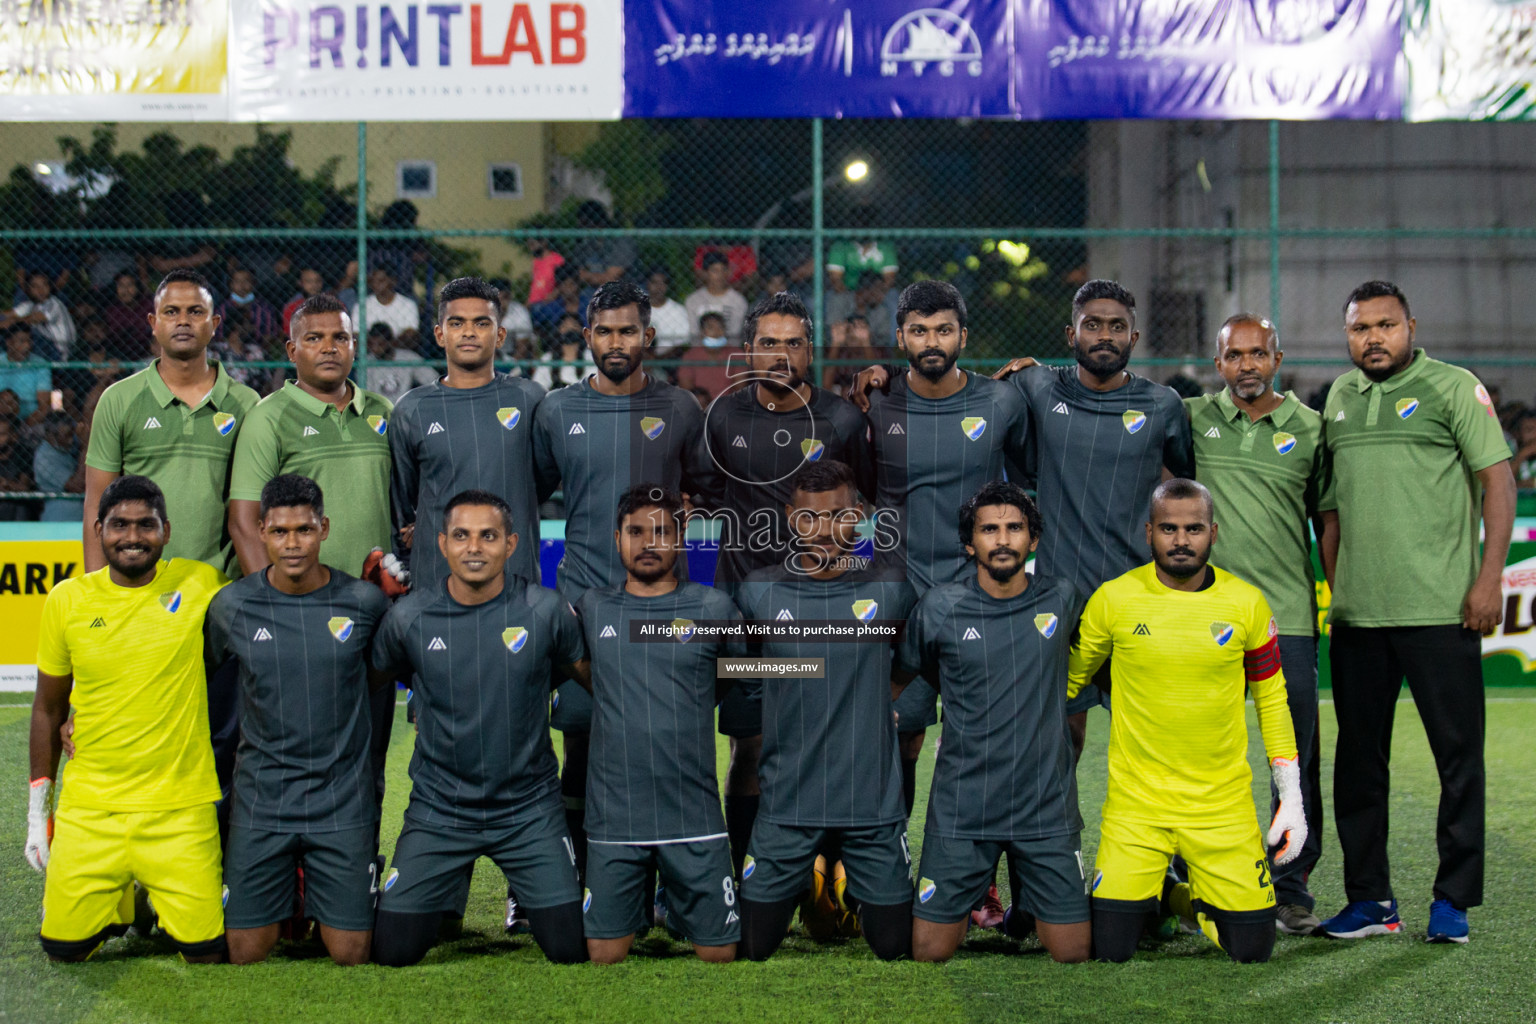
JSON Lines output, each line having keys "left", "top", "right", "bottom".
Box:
{"left": 354, "top": 266, "right": 422, "bottom": 339}
{"left": 525, "top": 238, "right": 566, "bottom": 305}
{"left": 491, "top": 278, "right": 536, "bottom": 355}
{"left": 219, "top": 267, "right": 282, "bottom": 342}
{"left": 0, "top": 326, "right": 52, "bottom": 425}
{"left": 693, "top": 242, "right": 757, "bottom": 290}
{"left": 570, "top": 201, "right": 637, "bottom": 287}
{"left": 531, "top": 264, "right": 593, "bottom": 340}
{"left": 0, "top": 412, "right": 35, "bottom": 520}
{"left": 675, "top": 312, "right": 737, "bottom": 399}
{"left": 823, "top": 313, "right": 882, "bottom": 395}
{"left": 826, "top": 275, "right": 895, "bottom": 348}
{"left": 533, "top": 313, "right": 597, "bottom": 390}
{"left": 647, "top": 267, "right": 691, "bottom": 356}
{"left": 4, "top": 271, "right": 77, "bottom": 361}
{"left": 1512, "top": 409, "right": 1536, "bottom": 488}
{"left": 97, "top": 271, "right": 151, "bottom": 360}
{"left": 210, "top": 307, "right": 270, "bottom": 392}
{"left": 363, "top": 322, "right": 437, "bottom": 404}
{"left": 282, "top": 266, "right": 328, "bottom": 335}
{"left": 33, "top": 411, "right": 82, "bottom": 521}
{"left": 684, "top": 252, "right": 748, "bottom": 341}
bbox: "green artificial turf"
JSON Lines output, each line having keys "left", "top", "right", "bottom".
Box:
{"left": 1, "top": 693, "right": 1533, "bottom": 1024}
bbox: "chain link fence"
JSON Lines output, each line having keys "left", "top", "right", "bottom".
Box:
{"left": 2, "top": 117, "right": 1535, "bottom": 515}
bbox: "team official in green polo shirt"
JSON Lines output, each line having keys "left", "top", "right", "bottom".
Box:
{"left": 1186, "top": 313, "right": 1329, "bottom": 937}
{"left": 1316, "top": 281, "right": 1515, "bottom": 946}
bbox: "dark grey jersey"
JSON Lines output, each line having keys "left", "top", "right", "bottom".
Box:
{"left": 866, "top": 371, "right": 1030, "bottom": 592}
{"left": 1010, "top": 365, "right": 1195, "bottom": 594}
{"left": 897, "top": 573, "right": 1085, "bottom": 840}
{"left": 579, "top": 582, "right": 744, "bottom": 844}
{"left": 532, "top": 374, "right": 717, "bottom": 602}
{"left": 371, "top": 575, "right": 587, "bottom": 829}
{"left": 702, "top": 383, "right": 874, "bottom": 588}
{"left": 389, "top": 374, "right": 547, "bottom": 589}
{"left": 205, "top": 569, "right": 390, "bottom": 833}
{"left": 736, "top": 561, "right": 917, "bottom": 829}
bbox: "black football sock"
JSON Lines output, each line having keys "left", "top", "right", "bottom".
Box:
{"left": 900, "top": 757, "right": 918, "bottom": 819}
{"left": 725, "top": 794, "right": 759, "bottom": 878}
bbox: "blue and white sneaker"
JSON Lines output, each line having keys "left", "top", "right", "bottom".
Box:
{"left": 1426, "top": 899, "right": 1469, "bottom": 944}
{"left": 1320, "top": 899, "right": 1402, "bottom": 939}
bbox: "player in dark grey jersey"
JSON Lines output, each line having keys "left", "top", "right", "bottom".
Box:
{"left": 696, "top": 290, "right": 875, "bottom": 879}
{"left": 370, "top": 490, "right": 590, "bottom": 966}
{"left": 205, "top": 474, "right": 392, "bottom": 966}
{"left": 735, "top": 461, "right": 918, "bottom": 962}
{"left": 531, "top": 281, "right": 718, "bottom": 883}
{"left": 577, "top": 485, "right": 743, "bottom": 964}
{"left": 895, "top": 481, "right": 1090, "bottom": 963}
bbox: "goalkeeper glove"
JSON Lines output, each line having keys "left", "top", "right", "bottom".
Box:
{"left": 362, "top": 548, "right": 410, "bottom": 597}
{"left": 25, "top": 777, "right": 54, "bottom": 872}
{"left": 1266, "top": 756, "right": 1307, "bottom": 866}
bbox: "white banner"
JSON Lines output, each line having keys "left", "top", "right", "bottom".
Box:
{"left": 228, "top": 0, "right": 622, "bottom": 120}
{"left": 1405, "top": 0, "right": 1536, "bottom": 120}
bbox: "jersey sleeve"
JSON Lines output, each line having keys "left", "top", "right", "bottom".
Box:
{"left": 370, "top": 603, "right": 411, "bottom": 679}
{"left": 388, "top": 399, "right": 420, "bottom": 560}
{"left": 835, "top": 404, "right": 877, "bottom": 505}
{"left": 35, "top": 584, "right": 74, "bottom": 677}
{"left": 1305, "top": 417, "right": 1332, "bottom": 520}
{"left": 550, "top": 594, "right": 588, "bottom": 670}
{"left": 83, "top": 383, "right": 126, "bottom": 473}
{"left": 1316, "top": 381, "right": 1345, "bottom": 513}
{"left": 1450, "top": 372, "right": 1514, "bottom": 474}
{"left": 203, "top": 587, "right": 236, "bottom": 669}
{"left": 1161, "top": 391, "right": 1196, "bottom": 478}
{"left": 1067, "top": 584, "right": 1113, "bottom": 699}
{"left": 356, "top": 584, "right": 393, "bottom": 647}
{"left": 894, "top": 593, "right": 936, "bottom": 680}
{"left": 531, "top": 397, "right": 563, "bottom": 504}
{"left": 228, "top": 399, "right": 283, "bottom": 502}
{"left": 1243, "top": 592, "right": 1297, "bottom": 762}
{"left": 676, "top": 393, "right": 722, "bottom": 506}
{"left": 1002, "top": 387, "right": 1031, "bottom": 469}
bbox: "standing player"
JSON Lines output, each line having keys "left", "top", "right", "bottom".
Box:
{"left": 1069, "top": 479, "right": 1305, "bottom": 964}
{"left": 369, "top": 490, "right": 588, "bottom": 966}
{"left": 27, "top": 476, "right": 228, "bottom": 962}
{"left": 205, "top": 475, "right": 390, "bottom": 966}
{"left": 532, "top": 281, "right": 717, "bottom": 882}
{"left": 735, "top": 460, "right": 918, "bottom": 962}
{"left": 1317, "top": 281, "right": 1514, "bottom": 944}
{"left": 698, "top": 290, "right": 873, "bottom": 877}
{"left": 896, "top": 481, "right": 1089, "bottom": 963}
{"left": 1186, "top": 314, "right": 1329, "bottom": 935}
{"left": 82, "top": 269, "right": 259, "bottom": 827}
{"left": 577, "top": 485, "right": 742, "bottom": 964}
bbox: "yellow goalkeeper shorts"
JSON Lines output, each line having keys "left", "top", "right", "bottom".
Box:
{"left": 41, "top": 803, "right": 224, "bottom": 951}
{"left": 1091, "top": 816, "right": 1275, "bottom": 915}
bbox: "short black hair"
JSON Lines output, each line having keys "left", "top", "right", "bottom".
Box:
{"left": 790, "top": 459, "right": 857, "bottom": 500}
{"left": 897, "top": 280, "right": 967, "bottom": 330}
{"left": 260, "top": 473, "right": 325, "bottom": 520}
{"left": 554, "top": 262, "right": 581, "bottom": 285}
{"left": 698, "top": 311, "right": 727, "bottom": 330}
{"left": 291, "top": 293, "right": 350, "bottom": 337}
{"left": 443, "top": 488, "right": 514, "bottom": 534}
{"left": 154, "top": 269, "right": 214, "bottom": 306}
{"left": 367, "top": 322, "right": 394, "bottom": 340}
{"left": 587, "top": 280, "right": 652, "bottom": 329}
{"left": 1072, "top": 279, "right": 1137, "bottom": 322}
{"left": 98, "top": 474, "right": 167, "bottom": 524}
{"left": 1150, "top": 477, "right": 1214, "bottom": 522}
{"left": 742, "top": 291, "right": 813, "bottom": 348}
{"left": 958, "top": 480, "right": 1042, "bottom": 550}
{"left": 437, "top": 276, "right": 503, "bottom": 323}
{"left": 1343, "top": 280, "right": 1411, "bottom": 320}
{"left": 614, "top": 483, "right": 684, "bottom": 530}
{"left": 701, "top": 251, "right": 730, "bottom": 271}
{"left": 646, "top": 266, "right": 670, "bottom": 284}
{"left": 5, "top": 323, "right": 31, "bottom": 345}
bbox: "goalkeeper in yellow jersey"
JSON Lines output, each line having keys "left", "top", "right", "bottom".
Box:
{"left": 1069, "top": 478, "right": 1305, "bottom": 964}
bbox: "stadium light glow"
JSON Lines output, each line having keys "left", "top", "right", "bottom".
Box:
{"left": 844, "top": 159, "right": 869, "bottom": 183}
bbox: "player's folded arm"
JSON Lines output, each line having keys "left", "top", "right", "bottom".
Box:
{"left": 562, "top": 658, "right": 592, "bottom": 694}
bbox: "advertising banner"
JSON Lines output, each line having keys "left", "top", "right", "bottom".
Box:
{"left": 1405, "top": 0, "right": 1536, "bottom": 120}
{"left": 0, "top": 0, "right": 228, "bottom": 121}
{"left": 0, "top": 539, "right": 82, "bottom": 689}
{"left": 228, "top": 0, "right": 623, "bottom": 121}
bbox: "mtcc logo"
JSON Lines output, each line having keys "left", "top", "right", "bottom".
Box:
{"left": 880, "top": 8, "right": 983, "bottom": 78}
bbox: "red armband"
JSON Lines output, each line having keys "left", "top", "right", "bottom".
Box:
{"left": 1244, "top": 635, "right": 1282, "bottom": 682}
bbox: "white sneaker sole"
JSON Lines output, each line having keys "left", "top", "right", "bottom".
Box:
{"left": 1324, "top": 921, "right": 1403, "bottom": 939}
{"left": 1426, "top": 933, "right": 1469, "bottom": 944}
{"left": 1275, "top": 919, "right": 1321, "bottom": 936}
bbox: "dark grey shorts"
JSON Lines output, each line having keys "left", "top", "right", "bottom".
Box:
{"left": 380, "top": 808, "right": 580, "bottom": 915}
{"left": 584, "top": 838, "right": 739, "bottom": 945}
{"left": 743, "top": 819, "right": 912, "bottom": 907}
{"left": 223, "top": 824, "right": 378, "bottom": 931}
{"left": 913, "top": 830, "right": 1089, "bottom": 925}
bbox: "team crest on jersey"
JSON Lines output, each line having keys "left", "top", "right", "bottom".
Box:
{"left": 159, "top": 591, "right": 182, "bottom": 613}
{"left": 502, "top": 627, "right": 529, "bottom": 653}
{"left": 852, "top": 599, "right": 879, "bottom": 622}
{"left": 213, "top": 412, "right": 236, "bottom": 436}
{"left": 368, "top": 415, "right": 388, "bottom": 435}
{"left": 221, "top": 885, "right": 230, "bottom": 908}
{"left": 582, "top": 888, "right": 592, "bottom": 913}
{"left": 640, "top": 416, "right": 666, "bottom": 440}
{"left": 1210, "top": 622, "right": 1235, "bottom": 646}
{"left": 800, "top": 438, "right": 825, "bottom": 461}
{"left": 742, "top": 856, "right": 756, "bottom": 879}
{"left": 918, "top": 878, "right": 937, "bottom": 904}
{"left": 384, "top": 868, "right": 399, "bottom": 891}
{"left": 329, "top": 617, "right": 355, "bottom": 642}
{"left": 497, "top": 407, "right": 521, "bottom": 430}
{"left": 1092, "top": 869, "right": 1103, "bottom": 892}
{"left": 669, "top": 618, "right": 697, "bottom": 643}
{"left": 1035, "top": 613, "right": 1059, "bottom": 638}
{"left": 1396, "top": 398, "right": 1419, "bottom": 420}
{"left": 1273, "top": 432, "right": 1297, "bottom": 455}
{"left": 1122, "top": 410, "right": 1147, "bottom": 434}
{"left": 960, "top": 416, "right": 987, "bottom": 441}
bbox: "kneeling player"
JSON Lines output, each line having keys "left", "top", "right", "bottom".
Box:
{"left": 1069, "top": 479, "right": 1306, "bottom": 964}
{"left": 735, "top": 461, "right": 918, "bottom": 961}
{"left": 205, "top": 475, "right": 391, "bottom": 965}
{"left": 370, "top": 490, "right": 589, "bottom": 966}
{"left": 896, "top": 482, "right": 1090, "bottom": 963}
{"left": 577, "top": 485, "right": 742, "bottom": 963}
{"left": 27, "top": 476, "right": 228, "bottom": 962}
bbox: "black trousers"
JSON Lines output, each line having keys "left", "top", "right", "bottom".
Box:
{"left": 1270, "top": 636, "right": 1323, "bottom": 908}
{"left": 1330, "top": 624, "right": 1485, "bottom": 909}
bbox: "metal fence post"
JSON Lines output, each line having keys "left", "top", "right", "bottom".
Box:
{"left": 1268, "top": 120, "right": 1281, "bottom": 333}
{"left": 355, "top": 121, "right": 370, "bottom": 381}
{"left": 811, "top": 118, "right": 825, "bottom": 385}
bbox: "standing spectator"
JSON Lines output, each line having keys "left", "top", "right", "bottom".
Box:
{"left": 533, "top": 313, "right": 597, "bottom": 390}
{"left": 827, "top": 207, "right": 898, "bottom": 294}
{"left": 491, "top": 277, "right": 535, "bottom": 355}
{"left": 692, "top": 242, "right": 757, "bottom": 290}
{"left": 0, "top": 326, "right": 52, "bottom": 425}
{"left": 33, "top": 411, "right": 82, "bottom": 521}
{"left": 526, "top": 238, "right": 566, "bottom": 305}
{"left": 219, "top": 267, "right": 282, "bottom": 343}
{"left": 570, "top": 201, "right": 636, "bottom": 286}
{"left": 101, "top": 271, "right": 154, "bottom": 359}
{"left": 822, "top": 313, "right": 881, "bottom": 394}
{"left": 1511, "top": 409, "right": 1536, "bottom": 487}
{"left": 363, "top": 322, "right": 437, "bottom": 404}
{"left": 281, "top": 266, "right": 327, "bottom": 336}
{"left": 532, "top": 264, "right": 593, "bottom": 339}
{"left": 371, "top": 200, "right": 428, "bottom": 295}
{"left": 675, "top": 312, "right": 736, "bottom": 399}
{"left": 647, "top": 267, "right": 691, "bottom": 356}
{"left": 5, "top": 272, "right": 77, "bottom": 361}
{"left": 0, "top": 413, "right": 33, "bottom": 520}
{"left": 684, "top": 252, "right": 748, "bottom": 341}
{"left": 354, "top": 267, "right": 421, "bottom": 339}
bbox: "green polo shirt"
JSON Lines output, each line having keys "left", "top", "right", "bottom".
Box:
{"left": 1320, "top": 350, "right": 1510, "bottom": 628}
{"left": 85, "top": 360, "right": 260, "bottom": 575}
{"left": 1186, "top": 389, "right": 1327, "bottom": 636}
{"left": 230, "top": 380, "right": 393, "bottom": 577}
